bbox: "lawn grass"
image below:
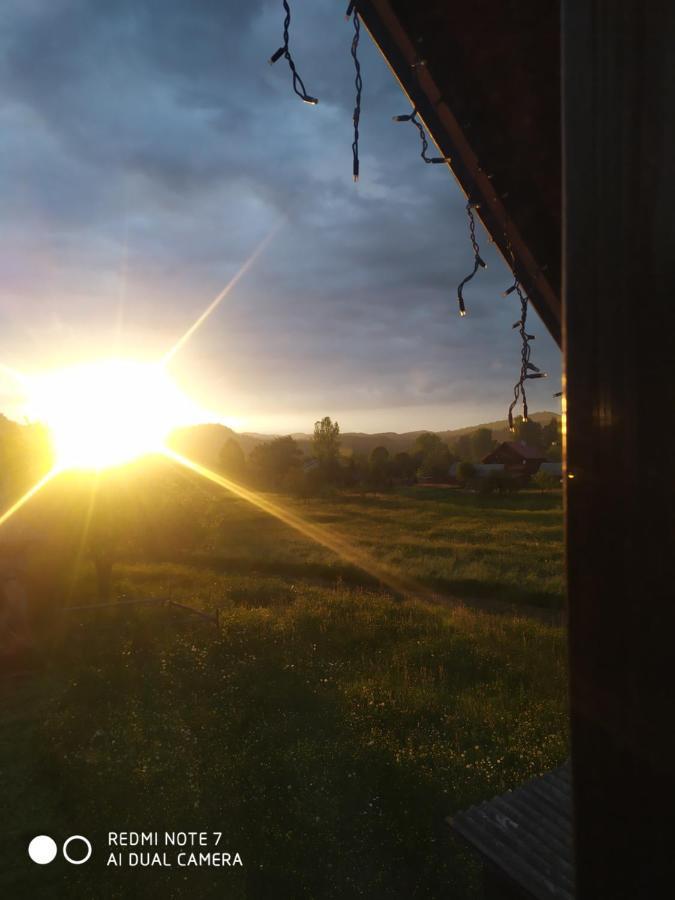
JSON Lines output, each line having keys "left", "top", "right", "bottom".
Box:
{"left": 173, "top": 484, "right": 564, "bottom": 610}
{"left": 1, "top": 581, "right": 567, "bottom": 899}
{"left": 1, "top": 468, "right": 567, "bottom": 898}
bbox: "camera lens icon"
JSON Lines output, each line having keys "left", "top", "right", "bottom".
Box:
{"left": 28, "top": 836, "right": 57, "bottom": 865}
{"left": 28, "top": 834, "right": 92, "bottom": 865}
{"left": 62, "top": 836, "right": 92, "bottom": 865}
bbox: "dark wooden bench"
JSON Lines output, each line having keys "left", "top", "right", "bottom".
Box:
{"left": 449, "top": 762, "right": 574, "bottom": 900}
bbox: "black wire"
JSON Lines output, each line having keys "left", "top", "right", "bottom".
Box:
{"left": 392, "top": 109, "right": 448, "bottom": 165}
{"left": 456, "top": 202, "right": 486, "bottom": 316}
{"left": 350, "top": 10, "right": 362, "bottom": 181}
{"left": 269, "top": 0, "right": 318, "bottom": 105}
{"left": 504, "top": 245, "right": 546, "bottom": 430}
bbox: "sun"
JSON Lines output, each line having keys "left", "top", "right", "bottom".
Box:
{"left": 27, "top": 358, "right": 200, "bottom": 470}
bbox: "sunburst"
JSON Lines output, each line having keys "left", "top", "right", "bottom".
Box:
{"left": 0, "top": 228, "right": 428, "bottom": 602}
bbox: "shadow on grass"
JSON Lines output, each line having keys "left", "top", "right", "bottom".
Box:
{"left": 2, "top": 592, "right": 568, "bottom": 899}
{"left": 2, "top": 603, "right": 488, "bottom": 899}
{"left": 163, "top": 551, "right": 383, "bottom": 591}
{"left": 143, "top": 553, "right": 563, "bottom": 612}
{"left": 400, "top": 487, "right": 563, "bottom": 513}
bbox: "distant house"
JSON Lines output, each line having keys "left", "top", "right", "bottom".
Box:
{"left": 482, "top": 441, "right": 547, "bottom": 476}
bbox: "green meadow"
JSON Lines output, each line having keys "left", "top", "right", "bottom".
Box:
{"left": 194, "top": 486, "right": 565, "bottom": 611}
{"left": 1, "top": 467, "right": 567, "bottom": 899}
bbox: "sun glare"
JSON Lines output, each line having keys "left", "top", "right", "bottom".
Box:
{"left": 28, "top": 359, "right": 200, "bottom": 470}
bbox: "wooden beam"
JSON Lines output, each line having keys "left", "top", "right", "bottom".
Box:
{"left": 563, "top": 2, "right": 675, "bottom": 896}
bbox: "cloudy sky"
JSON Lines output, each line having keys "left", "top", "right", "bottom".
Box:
{"left": 0, "top": 0, "right": 561, "bottom": 434}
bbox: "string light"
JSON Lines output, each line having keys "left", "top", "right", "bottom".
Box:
{"left": 504, "top": 241, "right": 547, "bottom": 430}
{"left": 392, "top": 109, "right": 450, "bottom": 165}
{"left": 456, "top": 202, "right": 486, "bottom": 316}
{"left": 261, "top": 8, "right": 555, "bottom": 433}
{"left": 269, "top": 0, "right": 318, "bottom": 105}
{"left": 347, "top": 4, "right": 362, "bottom": 181}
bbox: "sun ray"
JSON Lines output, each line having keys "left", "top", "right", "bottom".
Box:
{"left": 161, "top": 223, "right": 284, "bottom": 367}
{"left": 64, "top": 472, "right": 100, "bottom": 604}
{"left": 0, "top": 468, "right": 58, "bottom": 530}
{"left": 0, "top": 362, "right": 29, "bottom": 387}
{"left": 162, "top": 447, "right": 433, "bottom": 602}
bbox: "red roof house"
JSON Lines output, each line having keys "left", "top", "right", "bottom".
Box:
{"left": 482, "top": 441, "right": 547, "bottom": 476}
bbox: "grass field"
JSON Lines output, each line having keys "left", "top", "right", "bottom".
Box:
{"left": 1, "top": 469, "right": 567, "bottom": 899}
{"left": 151, "top": 481, "right": 565, "bottom": 611}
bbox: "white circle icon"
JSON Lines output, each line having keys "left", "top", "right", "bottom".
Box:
{"left": 28, "top": 835, "right": 58, "bottom": 865}
{"left": 62, "top": 835, "right": 92, "bottom": 865}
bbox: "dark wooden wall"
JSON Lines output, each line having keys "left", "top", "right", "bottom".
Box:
{"left": 563, "top": 2, "right": 675, "bottom": 896}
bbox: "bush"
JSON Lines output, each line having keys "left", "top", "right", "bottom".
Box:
{"left": 475, "top": 474, "right": 522, "bottom": 495}
{"left": 533, "top": 470, "right": 561, "bottom": 491}
{"left": 456, "top": 461, "right": 476, "bottom": 485}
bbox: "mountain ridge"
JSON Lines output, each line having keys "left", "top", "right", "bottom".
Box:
{"left": 169, "top": 411, "right": 560, "bottom": 465}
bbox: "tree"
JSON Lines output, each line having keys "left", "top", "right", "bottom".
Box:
{"left": 456, "top": 461, "right": 476, "bottom": 486}
{"left": 346, "top": 454, "right": 369, "bottom": 491}
{"left": 218, "top": 438, "right": 246, "bottom": 480}
{"left": 312, "top": 417, "right": 340, "bottom": 465}
{"left": 546, "top": 442, "right": 563, "bottom": 462}
{"left": 414, "top": 432, "right": 442, "bottom": 458}
{"left": 470, "top": 428, "right": 494, "bottom": 462}
{"left": 311, "top": 416, "right": 342, "bottom": 488}
{"left": 368, "top": 446, "right": 390, "bottom": 490}
{"left": 391, "top": 451, "right": 416, "bottom": 481}
{"left": 452, "top": 433, "right": 473, "bottom": 462}
{"left": 418, "top": 445, "right": 452, "bottom": 482}
{"left": 0, "top": 416, "right": 53, "bottom": 502}
{"left": 370, "top": 446, "right": 390, "bottom": 467}
{"left": 541, "top": 417, "right": 560, "bottom": 448}
{"left": 514, "top": 416, "right": 544, "bottom": 449}
{"left": 248, "top": 436, "right": 301, "bottom": 489}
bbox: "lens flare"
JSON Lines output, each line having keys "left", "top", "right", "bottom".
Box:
{"left": 0, "top": 469, "right": 58, "bottom": 529}
{"left": 26, "top": 359, "right": 202, "bottom": 471}
{"left": 163, "top": 447, "right": 433, "bottom": 602}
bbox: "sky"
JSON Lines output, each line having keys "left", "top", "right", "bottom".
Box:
{"left": 0, "top": 0, "right": 562, "bottom": 435}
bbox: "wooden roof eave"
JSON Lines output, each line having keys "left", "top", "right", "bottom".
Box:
{"left": 356, "top": 0, "right": 562, "bottom": 348}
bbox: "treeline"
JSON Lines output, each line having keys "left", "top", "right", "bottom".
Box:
{"left": 217, "top": 415, "right": 562, "bottom": 496}
{"left": 0, "top": 414, "right": 53, "bottom": 504}
{"left": 451, "top": 416, "right": 561, "bottom": 463}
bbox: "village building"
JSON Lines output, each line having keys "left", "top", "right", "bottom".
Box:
{"left": 482, "top": 441, "right": 547, "bottom": 476}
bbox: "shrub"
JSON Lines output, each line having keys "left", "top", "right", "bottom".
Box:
{"left": 456, "top": 461, "right": 476, "bottom": 485}
{"left": 533, "top": 470, "right": 561, "bottom": 491}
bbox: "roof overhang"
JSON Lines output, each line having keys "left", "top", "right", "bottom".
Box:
{"left": 357, "top": 0, "right": 562, "bottom": 346}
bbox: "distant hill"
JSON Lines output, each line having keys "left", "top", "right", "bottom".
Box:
{"left": 277, "top": 411, "right": 561, "bottom": 458}
{"left": 437, "top": 410, "right": 560, "bottom": 444}
{"left": 170, "top": 412, "right": 561, "bottom": 467}
{"left": 168, "top": 423, "right": 238, "bottom": 465}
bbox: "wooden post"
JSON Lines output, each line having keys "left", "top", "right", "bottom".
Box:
{"left": 563, "top": 2, "right": 675, "bottom": 896}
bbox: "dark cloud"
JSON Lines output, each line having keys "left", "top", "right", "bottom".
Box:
{"left": 0, "top": 0, "right": 561, "bottom": 431}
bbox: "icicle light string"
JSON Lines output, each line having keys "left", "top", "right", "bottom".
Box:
{"left": 392, "top": 57, "right": 449, "bottom": 166}
{"left": 265, "top": 10, "right": 557, "bottom": 419}
{"left": 392, "top": 108, "right": 450, "bottom": 164}
{"left": 347, "top": 4, "right": 362, "bottom": 181}
{"left": 503, "top": 241, "right": 547, "bottom": 430}
{"left": 456, "top": 201, "right": 486, "bottom": 317}
{"left": 269, "top": 0, "right": 318, "bottom": 105}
